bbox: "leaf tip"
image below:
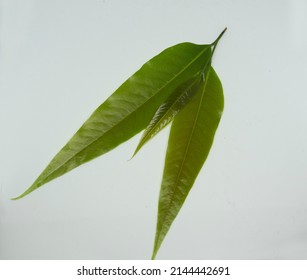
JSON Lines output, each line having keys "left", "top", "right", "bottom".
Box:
{"left": 11, "top": 195, "right": 23, "bottom": 201}
{"left": 151, "top": 246, "right": 158, "bottom": 260}
{"left": 11, "top": 185, "right": 36, "bottom": 200}
{"left": 129, "top": 142, "right": 143, "bottom": 161}
{"left": 11, "top": 192, "right": 27, "bottom": 200}
{"left": 151, "top": 233, "right": 164, "bottom": 260}
{"left": 127, "top": 149, "right": 138, "bottom": 161}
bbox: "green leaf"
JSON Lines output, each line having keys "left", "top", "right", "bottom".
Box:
{"left": 13, "top": 42, "right": 213, "bottom": 199}
{"left": 132, "top": 74, "right": 202, "bottom": 157}
{"left": 152, "top": 66, "right": 224, "bottom": 259}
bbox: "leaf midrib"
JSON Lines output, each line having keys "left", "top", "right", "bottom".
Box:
{"left": 42, "top": 46, "right": 211, "bottom": 183}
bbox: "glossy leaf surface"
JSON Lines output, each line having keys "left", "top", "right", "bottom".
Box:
{"left": 132, "top": 75, "right": 201, "bottom": 157}
{"left": 152, "top": 67, "right": 224, "bottom": 259}
{"left": 14, "top": 43, "right": 213, "bottom": 199}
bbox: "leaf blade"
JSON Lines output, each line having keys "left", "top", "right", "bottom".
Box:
{"left": 132, "top": 74, "right": 201, "bottom": 157}
{"left": 152, "top": 66, "right": 224, "bottom": 259}
{"left": 13, "top": 43, "right": 212, "bottom": 199}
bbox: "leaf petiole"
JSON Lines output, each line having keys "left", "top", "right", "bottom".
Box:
{"left": 211, "top": 27, "right": 227, "bottom": 56}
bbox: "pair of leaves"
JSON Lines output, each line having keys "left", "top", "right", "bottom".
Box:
{"left": 13, "top": 29, "right": 226, "bottom": 259}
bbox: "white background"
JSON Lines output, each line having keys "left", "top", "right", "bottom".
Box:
{"left": 0, "top": 0, "right": 307, "bottom": 259}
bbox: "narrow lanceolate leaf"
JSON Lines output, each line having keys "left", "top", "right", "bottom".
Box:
{"left": 13, "top": 42, "right": 213, "bottom": 199}
{"left": 132, "top": 75, "right": 201, "bottom": 157}
{"left": 152, "top": 67, "right": 224, "bottom": 259}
